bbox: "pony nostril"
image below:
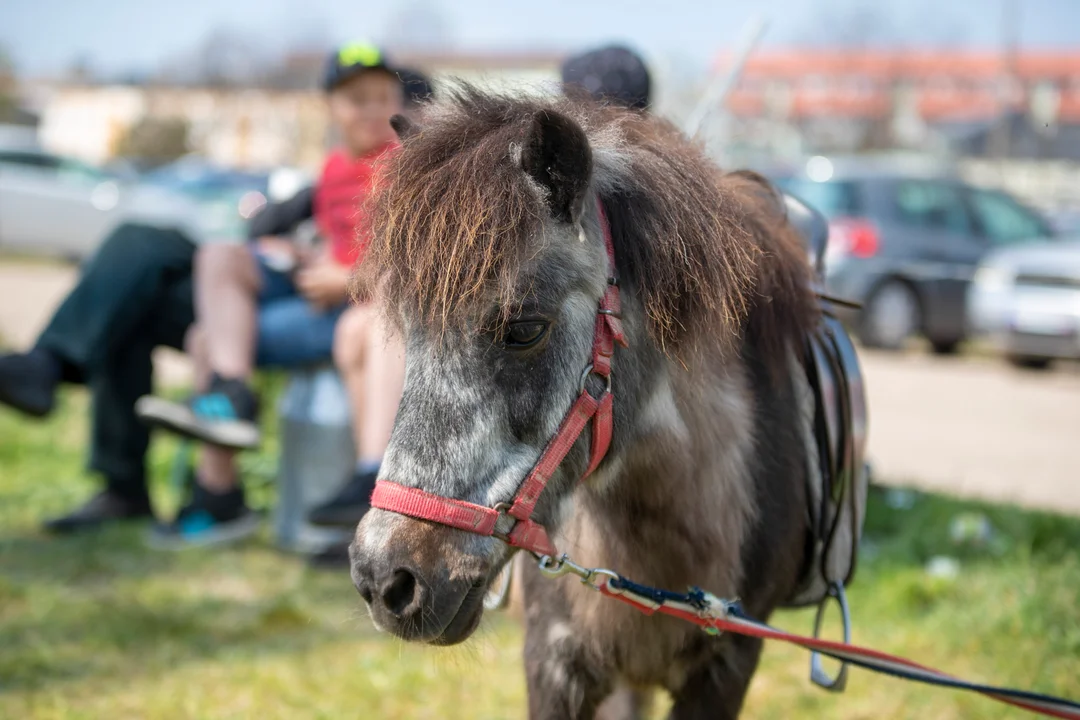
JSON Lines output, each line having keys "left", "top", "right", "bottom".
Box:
{"left": 357, "top": 584, "right": 374, "bottom": 605}
{"left": 381, "top": 568, "right": 420, "bottom": 617}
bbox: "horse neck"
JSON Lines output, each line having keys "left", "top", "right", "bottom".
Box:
{"left": 561, "top": 357, "right": 757, "bottom": 596}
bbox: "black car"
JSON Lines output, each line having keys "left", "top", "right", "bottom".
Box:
{"left": 774, "top": 157, "right": 1055, "bottom": 352}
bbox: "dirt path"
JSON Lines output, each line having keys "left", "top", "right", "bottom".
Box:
{"left": 862, "top": 350, "right": 1080, "bottom": 515}
{"left": 2, "top": 259, "right": 1077, "bottom": 514}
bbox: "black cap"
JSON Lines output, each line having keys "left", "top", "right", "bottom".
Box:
{"left": 323, "top": 42, "right": 398, "bottom": 93}
{"left": 560, "top": 45, "right": 651, "bottom": 110}
{"left": 396, "top": 67, "right": 434, "bottom": 108}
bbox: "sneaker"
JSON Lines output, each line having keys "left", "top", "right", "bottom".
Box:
{"left": 0, "top": 349, "right": 60, "bottom": 418}
{"left": 136, "top": 375, "right": 260, "bottom": 450}
{"left": 147, "top": 483, "right": 259, "bottom": 550}
{"left": 307, "top": 469, "right": 379, "bottom": 527}
{"left": 43, "top": 489, "right": 153, "bottom": 534}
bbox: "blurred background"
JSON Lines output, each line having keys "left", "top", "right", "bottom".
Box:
{"left": 0, "top": 1, "right": 1078, "bottom": 718}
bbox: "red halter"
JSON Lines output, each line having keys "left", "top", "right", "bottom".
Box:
{"left": 370, "top": 199, "right": 627, "bottom": 557}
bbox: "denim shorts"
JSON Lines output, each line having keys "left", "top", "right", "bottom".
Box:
{"left": 254, "top": 251, "right": 345, "bottom": 368}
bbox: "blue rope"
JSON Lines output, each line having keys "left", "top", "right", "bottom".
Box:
{"left": 607, "top": 576, "right": 704, "bottom": 608}
{"left": 606, "top": 575, "right": 1080, "bottom": 717}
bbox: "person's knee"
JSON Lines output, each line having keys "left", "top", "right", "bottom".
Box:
{"left": 195, "top": 244, "right": 254, "bottom": 286}
{"left": 88, "top": 224, "right": 192, "bottom": 271}
{"left": 333, "top": 306, "right": 373, "bottom": 371}
{"left": 184, "top": 324, "right": 205, "bottom": 358}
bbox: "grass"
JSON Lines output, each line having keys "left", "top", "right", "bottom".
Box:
{"left": 1, "top": 388, "right": 1078, "bottom": 719}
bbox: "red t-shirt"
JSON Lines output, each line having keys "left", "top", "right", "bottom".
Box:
{"left": 314, "top": 144, "right": 395, "bottom": 267}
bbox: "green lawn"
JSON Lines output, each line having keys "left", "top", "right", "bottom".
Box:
{"left": 1, "top": 388, "right": 1078, "bottom": 719}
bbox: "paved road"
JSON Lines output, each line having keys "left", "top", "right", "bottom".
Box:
{"left": 862, "top": 350, "right": 1080, "bottom": 515}
{"left": 2, "top": 259, "right": 1078, "bottom": 514}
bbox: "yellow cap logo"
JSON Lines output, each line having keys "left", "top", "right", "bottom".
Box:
{"left": 338, "top": 43, "right": 381, "bottom": 68}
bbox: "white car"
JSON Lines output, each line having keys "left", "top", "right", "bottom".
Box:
{"left": 968, "top": 239, "right": 1080, "bottom": 368}
{"left": 0, "top": 147, "right": 136, "bottom": 259}
{"left": 0, "top": 148, "right": 264, "bottom": 260}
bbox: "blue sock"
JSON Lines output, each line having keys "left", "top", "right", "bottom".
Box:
{"left": 355, "top": 458, "right": 381, "bottom": 477}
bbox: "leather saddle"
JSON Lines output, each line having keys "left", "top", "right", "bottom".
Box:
{"left": 781, "top": 193, "right": 870, "bottom": 610}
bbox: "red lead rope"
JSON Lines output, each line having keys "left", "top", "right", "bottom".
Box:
{"left": 370, "top": 198, "right": 627, "bottom": 558}
{"left": 591, "top": 576, "right": 1080, "bottom": 719}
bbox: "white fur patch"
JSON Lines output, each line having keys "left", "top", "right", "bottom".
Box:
{"left": 639, "top": 370, "right": 689, "bottom": 441}
{"left": 546, "top": 621, "right": 574, "bottom": 646}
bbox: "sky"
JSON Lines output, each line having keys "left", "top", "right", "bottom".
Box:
{"left": 2, "top": 0, "right": 1079, "bottom": 78}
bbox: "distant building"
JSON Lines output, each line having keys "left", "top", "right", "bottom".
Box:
{"left": 32, "top": 49, "right": 565, "bottom": 170}
{"left": 719, "top": 50, "right": 1080, "bottom": 159}
{"left": 267, "top": 47, "right": 565, "bottom": 94}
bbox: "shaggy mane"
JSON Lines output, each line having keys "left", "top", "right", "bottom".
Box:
{"left": 358, "top": 84, "right": 816, "bottom": 362}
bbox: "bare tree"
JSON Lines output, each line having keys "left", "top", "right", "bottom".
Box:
{"left": 155, "top": 27, "right": 268, "bottom": 88}
{"left": 65, "top": 54, "right": 96, "bottom": 84}
{"left": 197, "top": 28, "right": 266, "bottom": 88}
{"left": 790, "top": 1, "right": 967, "bottom": 50}
{"left": 381, "top": 0, "right": 456, "bottom": 50}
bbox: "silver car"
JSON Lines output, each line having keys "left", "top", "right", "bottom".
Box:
{"left": 968, "top": 239, "right": 1080, "bottom": 368}
{"left": 0, "top": 147, "right": 252, "bottom": 260}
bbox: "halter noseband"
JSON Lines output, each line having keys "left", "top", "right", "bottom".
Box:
{"left": 370, "top": 198, "right": 627, "bottom": 557}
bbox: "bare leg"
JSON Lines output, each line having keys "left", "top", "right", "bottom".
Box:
{"left": 332, "top": 304, "right": 405, "bottom": 463}
{"left": 184, "top": 324, "right": 238, "bottom": 493}
{"left": 185, "top": 325, "right": 211, "bottom": 392}
{"left": 194, "top": 244, "right": 261, "bottom": 380}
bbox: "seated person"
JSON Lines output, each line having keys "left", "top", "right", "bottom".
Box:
{"left": 0, "top": 203, "right": 218, "bottom": 532}
{"left": 303, "top": 69, "right": 432, "bottom": 531}
{"left": 136, "top": 43, "right": 409, "bottom": 547}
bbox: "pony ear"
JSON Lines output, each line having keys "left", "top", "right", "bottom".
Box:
{"left": 390, "top": 114, "right": 419, "bottom": 141}
{"left": 520, "top": 109, "right": 592, "bottom": 223}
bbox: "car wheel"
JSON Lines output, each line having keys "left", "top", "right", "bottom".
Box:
{"left": 860, "top": 281, "right": 920, "bottom": 350}
{"left": 929, "top": 338, "right": 961, "bottom": 355}
{"left": 1007, "top": 354, "right": 1053, "bottom": 371}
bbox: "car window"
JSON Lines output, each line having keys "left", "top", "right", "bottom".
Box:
{"left": 0, "top": 151, "right": 110, "bottom": 187}
{"left": 772, "top": 178, "right": 861, "bottom": 219}
{"left": 894, "top": 181, "right": 972, "bottom": 234}
{"left": 57, "top": 158, "right": 109, "bottom": 186}
{"left": 0, "top": 151, "right": 62, "bottom": 172}
{"left": 967, "top": 188, "right": 1051, "bottom": 245}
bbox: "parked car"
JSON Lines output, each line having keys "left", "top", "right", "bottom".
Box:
{"left": 140, "top": 155, "right": 270, "bottom": 200}
{"left": 0, "top": 149, "right": 273, "bottom": 260}
{"left": 0, "top": 146, "right": 134, "bottom": 259}
{"left": 969, "top": 239, "right": 1080, "bottom": 369}
{"left": 773, "top": 156, "right": 1056, "bottom": 352}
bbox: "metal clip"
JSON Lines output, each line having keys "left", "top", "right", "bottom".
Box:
{"left": 536, "top": 554, "right": 618, "bottom": 591}
{"left": 810, "top": 582, "right": 851, "bottom": 693}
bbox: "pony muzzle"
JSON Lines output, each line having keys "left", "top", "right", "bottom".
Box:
{"left": 350, "top": 509, "right": 493, "bottom": 645}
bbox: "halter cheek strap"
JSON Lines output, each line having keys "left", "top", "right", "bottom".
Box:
{"left": 371, "top": 198, "right": 627, "bottom": 557}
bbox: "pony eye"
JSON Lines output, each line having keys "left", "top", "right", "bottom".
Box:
{"left": 503, "top": 321, "right": 548, "bottom": 349}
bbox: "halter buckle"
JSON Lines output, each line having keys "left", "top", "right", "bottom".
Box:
{"left": 579, "top": 364, "right": 613, "bottom": 395}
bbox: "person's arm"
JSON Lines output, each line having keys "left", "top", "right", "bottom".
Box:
{"left": 246, "top": 186, "right": 315, "bottom": 240}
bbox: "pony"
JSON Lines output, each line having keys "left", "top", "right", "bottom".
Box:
{"left": 349, "top": 85, "right": 819, "bottom": 719}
